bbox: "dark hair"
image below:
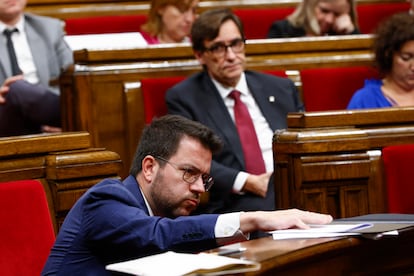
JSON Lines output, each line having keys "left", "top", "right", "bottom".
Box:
{"left": 191, "top": 8, "right": 245, "bottom": 52}
{"left": 130, "top": 115, "right": 222, "bottom": 175}
{"left": 374, "top": 13, "right": 414, "bottom": 76}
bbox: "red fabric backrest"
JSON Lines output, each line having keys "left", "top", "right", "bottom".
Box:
{"left": 357, "top": 2, "right": 410, "bottom": 34}
{"left": 65, "top": 15, "right": 148, "bottom": 35}
{"left": 141, "top": 76, "right": 186, "bottom": 124}
{"left": 0, "top": 180, "right": 55, "bottom": 276}
{"left": 300, "top": 66, "right": 379, "bottom": 111}
{"left": 233, "top": 7, "right": 295, "bottom": 39}
{"left": 382, "top": 144, "right": 414, "bottom": 214}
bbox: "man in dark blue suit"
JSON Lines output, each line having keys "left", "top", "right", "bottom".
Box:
{"left": 166, "top": 8, "right": 304, "bottom": 214}
{"left": 42, "top": 115, "right": 331, "bottom": 275}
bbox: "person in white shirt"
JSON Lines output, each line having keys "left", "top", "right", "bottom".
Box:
{"left": 0, "top": 0, "right": 73, "bottom": 136}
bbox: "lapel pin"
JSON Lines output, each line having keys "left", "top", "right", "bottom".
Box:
{"left": 269, "top": 96, "right": 275, "bottom": 102}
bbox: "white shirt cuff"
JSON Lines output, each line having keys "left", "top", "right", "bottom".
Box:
{"left": 232, "top": 171, "right": 248, "bottom": 193}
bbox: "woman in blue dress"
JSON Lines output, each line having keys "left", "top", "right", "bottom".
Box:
{"left": 348, "top": 13, "right": 414, "bottom": 109}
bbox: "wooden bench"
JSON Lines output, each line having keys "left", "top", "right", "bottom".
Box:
{"left": 60, "top": 34, "right": 375, "bottom": 177}
{"left": 0, "top": 132, "right": 122, "bottom": 232}
{"left": 273, "top": 107, "right": 414, "bottom": 219}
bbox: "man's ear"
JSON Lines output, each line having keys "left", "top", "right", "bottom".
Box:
{"left": 141, "top": 155, "right": 157, "bottom": 184}
{"left": 193, "top": 50, "right": 205, "bottom": 65}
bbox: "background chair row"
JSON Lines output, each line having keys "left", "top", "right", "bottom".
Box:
{"left": 141, "top": 65, "right": 380, "bottom": 125}
{"left": 62, "top": 1, "right": 410, "bottom": 37}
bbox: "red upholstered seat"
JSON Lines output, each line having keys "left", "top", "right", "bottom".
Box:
{"left": 234, "top": 7, "right": 295, "bottom": 39}
{"left": 141, "top": 76, "right": 186, "bottom": 124}
{"left": 382, "top": 144, "right": 414, "bottom": 214}
{"left": 300, "top": 66, "right": 379, "bottom": 111}
{"left": 0, "top": 180, "right": 55, "bottom": 276}
{"left": 357, "top": 2, "right": 410, "bottom": 34}
{"left": 65, "top": 15, "right": 148, "bottom": 35}
{"left": 141, "top": 72, "right": 287, "bottom": 124}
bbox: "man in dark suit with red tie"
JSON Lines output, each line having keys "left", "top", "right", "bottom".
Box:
{"left": 166, "top": 8, "right": 304, "bottom": 215}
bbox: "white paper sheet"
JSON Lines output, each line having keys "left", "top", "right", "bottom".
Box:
{"left": 64, "top": 32, "right": 148, "bottom": 51}
{"left": 105, "top": 251, "right": 260, "bottom": 276}
{"left": 269, "top": 223, "right": 372, "bottom": 240}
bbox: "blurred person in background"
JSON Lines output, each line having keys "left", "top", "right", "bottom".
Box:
{"left": 348, "top": 13, "right": 414, "bottom": 109}
{"left": 140, "top": 0, "right": 199, "bottom": 44}
{"left": 267, "top": 0, "right": 359, "bottom": 38}
{"left": 0, "top": 0, "right": 73, "bottom": 136}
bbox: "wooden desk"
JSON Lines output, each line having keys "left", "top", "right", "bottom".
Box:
{"left": 209, "top": 228, "right": 414, "bottom": 275}
{"left": 61, "top": 35, "right": 374, "bottom": 177}
{"left": 273, "top": 107, "right": 414, "bottom": 219}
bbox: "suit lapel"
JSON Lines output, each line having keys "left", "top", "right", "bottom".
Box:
{"left": 24, "top": 20, "right": 49, "bottom": 85}
{"left": 0, "top": 44, "right": 11, "bottom": 78}
{"left": 245, "top": 72, "right": 279, "bottom": 131}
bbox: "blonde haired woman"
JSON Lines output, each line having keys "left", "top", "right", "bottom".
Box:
{"left": 267, "top": 0, "right": 359, "bottom": 38}
{"left": 140, "top": 0, "right": 199, "bottom": 44}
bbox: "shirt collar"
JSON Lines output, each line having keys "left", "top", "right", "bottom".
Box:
{"left": 0, "top": 16, "right": 25, "bottom": 34}
{"left": 139, "top": 186, "right": 154, "bottom": 216}
{"left": 211, "top": 72, "right": 248, "bottom": 99}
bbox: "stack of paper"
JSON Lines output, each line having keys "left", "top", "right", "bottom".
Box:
{"left": 269, "top": 223, "right": 372, "bottom": 240}
{"left": 105, "top": 251, "right": 260, "bottom": 276}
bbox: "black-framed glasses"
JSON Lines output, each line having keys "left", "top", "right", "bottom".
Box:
{"left": 154, "top": 156, "right": 214, "bottom": 191}
{"left": 203, "top": 38, "right": 245, "bottom": 57}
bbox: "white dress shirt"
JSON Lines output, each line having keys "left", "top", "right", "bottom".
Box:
{"left": 0, "top": 17, "right": 39, "bottom": 84}
{"left": 211, "top": 72, "right": 274, "bottom": 192}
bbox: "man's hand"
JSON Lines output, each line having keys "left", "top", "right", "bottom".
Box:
{"left": 240, "top": 209, "right": 333, "bottom": 234}
{"left": 242, "top": 172, "right": 272, "bottom": 197}
{"left": 0, "top": 75, "right": 24, "bottom": 104}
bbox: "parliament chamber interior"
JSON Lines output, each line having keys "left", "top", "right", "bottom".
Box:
{"left": 2, "top": 0, "right": 414, "bottom": 275}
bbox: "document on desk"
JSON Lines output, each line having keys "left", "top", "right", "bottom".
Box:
{"left": 269, "top": 223, "right": 372, "bottom": 240}
{"left": 105, "top": 251, "right": 260, "bottom": 276}
{"left": 64, "top": 32, "right": 148, "bottom": 51}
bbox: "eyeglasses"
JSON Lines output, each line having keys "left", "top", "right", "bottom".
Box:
{"left": 154, "top": 156, "right": 214, "bottom": 191}
{"left": 203, "top": 38, "right": 245, "bottom": 57}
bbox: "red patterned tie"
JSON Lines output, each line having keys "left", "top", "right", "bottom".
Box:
{"left": 229, "top": 90, "right": 266, "bottom": 174}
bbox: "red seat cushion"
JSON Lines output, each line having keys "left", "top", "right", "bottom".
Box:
{"left": 141, "top": 76, "right": 186, "bottom": 124}
{"left": 300, "top": 66, "right": 379, "bottom": 111}
{"left": 0, "top": 180, "right": 55, "bottom": 276}
{"left": 357, "top": 2, "right": 410, "bottom": 33}
{"left": 65, "top": 15, "right": 148, "bottom": 35}
{"left": 382, "top": 144, "right": 414, "bottom": 214}
{"left": 234, "top": 7, "right": 295, "bottom": 39}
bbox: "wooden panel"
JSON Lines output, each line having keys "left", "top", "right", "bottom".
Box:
{"left": 0, "top": 132, "right": 90, "bottom": 157}
{"left": 273, "top": 108, "right": 414, "bottom": 219}
{"left": 340, "top": 185, "right": 369, "bottom": 217}
{"left": 123, "top": 82, "right": 146, "bottom": 177}
{"left": 299, "top": 187, "right": 328, "bottom": 214}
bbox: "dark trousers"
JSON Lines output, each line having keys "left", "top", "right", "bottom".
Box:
{"left": 0, "top": 80, "right": 60, "bottom": 137}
